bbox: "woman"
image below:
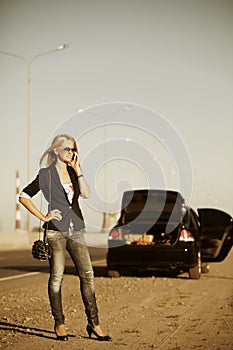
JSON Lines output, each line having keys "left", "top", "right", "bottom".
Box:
{"left": 19, "top": 134, "right": 111, "bottom": 342}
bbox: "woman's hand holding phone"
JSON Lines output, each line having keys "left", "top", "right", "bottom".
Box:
{"left": 69, "top": 152, "right": 81, "bottom": 172}
{"left": 70, "top": 152, "right": 77, "bottom": 164}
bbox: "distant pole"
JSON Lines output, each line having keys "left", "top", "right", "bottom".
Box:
{"left": 15, "top": 170, "right": 21, "bottom": 231}
{"left": 102, "top": 118, "right": 108, "bottom": 231}
{"left": 0, "top": 44, "right": 69, "bottom": 232}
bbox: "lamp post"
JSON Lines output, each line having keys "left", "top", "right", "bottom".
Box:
{"left": 102, "top": 116, "right": 108, "bottom": 231}
{"left": 0, "top": 44, "right": 69, "bottom": 232}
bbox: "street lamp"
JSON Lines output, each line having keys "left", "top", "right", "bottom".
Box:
{"left": 0, "top": 43, "right": 69, "bottom": 231}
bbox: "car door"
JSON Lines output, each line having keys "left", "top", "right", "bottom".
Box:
{"left": 197, "top": 208, "right": 233, "bottom": 262}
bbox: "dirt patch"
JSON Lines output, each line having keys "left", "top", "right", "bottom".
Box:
{"left": 1, "top": 252, "right": 233, "bottom": 350}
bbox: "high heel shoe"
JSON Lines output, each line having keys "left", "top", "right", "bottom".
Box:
{"left": 54, "top": 325, "right": 68, "bottom": 341}
{"left": 86, "top": 324, "right": 112, "bottom": 341}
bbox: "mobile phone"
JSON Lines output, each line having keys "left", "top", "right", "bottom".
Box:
{"left": 72, "top": 153, "right": 76, "bottom": 161}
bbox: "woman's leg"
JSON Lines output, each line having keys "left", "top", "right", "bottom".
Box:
{"left": 47, "top": 230, "right": 66, "bottom": 327}
{"left": 66, "top": 231, "right": 99, "bottom": 327}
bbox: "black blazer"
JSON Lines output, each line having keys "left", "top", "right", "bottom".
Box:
{"left": 22, "top": 163, "right": 85, "bottom": 231}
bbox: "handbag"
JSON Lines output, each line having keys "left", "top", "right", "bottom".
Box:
{"left": 31, "top": 170, "right": 51, "bottom": 261}
{"left": 31, "top": 230, "right": 50, "bottom": 261}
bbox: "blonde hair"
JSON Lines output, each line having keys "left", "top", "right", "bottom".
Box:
{"left": 40, "top": 134, "right": 78, "bottom": 167}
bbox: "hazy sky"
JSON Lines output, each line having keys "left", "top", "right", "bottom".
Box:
{"left": 0, "top": 0, "right": 232, "bottom": 231}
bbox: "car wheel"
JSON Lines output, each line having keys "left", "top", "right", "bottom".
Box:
{"left": 108, "top": 269, "right": 120, "bottom": 278}
{"left": 188, "top": 251, "right": 201, "bottom": 279}
{"left": 201, "top": 263, "right": 210, "bottom": 274}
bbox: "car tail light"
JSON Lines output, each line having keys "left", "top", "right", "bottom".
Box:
{"left": 109, "top": 229, "right": 120, "bottom": 240}
{"left": 179, "top": 228, "right": 194, "bottom": 242}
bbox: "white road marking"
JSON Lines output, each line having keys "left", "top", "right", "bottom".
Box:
{"left": 0, "top": 272, "right": 41, "bottom": 282}
{"left": 0, "top": 258, "right": 106, "bottom": 282}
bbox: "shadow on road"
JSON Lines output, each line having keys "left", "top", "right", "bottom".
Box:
{"left": 0, "top": 264, "right": 109, "bottom": 278}
{"left": 0, "top": 264, "right": 194, "bottom": 279}
{"left": 0, "top": 321, "right": 76, "bottom": 340}
{"left": 2, "top": 264, "right": 233, "bottom": 280}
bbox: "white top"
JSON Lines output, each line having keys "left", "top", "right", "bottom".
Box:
{"left": 62, "top": 183, "right": 74, "bottom": 204}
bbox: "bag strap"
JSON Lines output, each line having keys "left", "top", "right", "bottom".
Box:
{"left": 43, "top": 169, "right": 51, "bottom": 242}
{"left": 38, "top": 169, "right": 51, "bottom": 242}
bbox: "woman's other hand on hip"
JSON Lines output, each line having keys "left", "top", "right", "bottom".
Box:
{"left": 45, "top": 209, "right": 62, "bottom": 222}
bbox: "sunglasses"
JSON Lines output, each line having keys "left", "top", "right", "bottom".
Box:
{"left": 63, "top": 147, "right": 77, "bottom": 152}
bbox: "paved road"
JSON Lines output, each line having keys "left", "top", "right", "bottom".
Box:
{"left": 0, "top": 247, "right": 107, "bottom": 291}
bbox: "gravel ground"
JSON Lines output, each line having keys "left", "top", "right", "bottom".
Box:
{"left": 1, "top": 251, "right": 233, "bottom": 350}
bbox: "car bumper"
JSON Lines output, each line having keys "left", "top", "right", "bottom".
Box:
{"left": 107, "top": 241, "right": 198, "bottom": 271}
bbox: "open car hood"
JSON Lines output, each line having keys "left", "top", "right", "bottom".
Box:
{"left": 121, "top": 189, "right": 185, "bottom": 228}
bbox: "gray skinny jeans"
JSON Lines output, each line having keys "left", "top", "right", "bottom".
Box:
{"left": 46, "top": 229, "right": 99, "bottom": 327}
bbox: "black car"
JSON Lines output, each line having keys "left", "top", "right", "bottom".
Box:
{"left": 107, "top": 189, "right": 233, "bottom": 279}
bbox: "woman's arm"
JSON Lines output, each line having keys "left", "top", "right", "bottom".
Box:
{"left": 19, "top": 197, "right": 62, "bottom": 222}
{"left": 77, "top": 174, "right": 91, "bottom": 199}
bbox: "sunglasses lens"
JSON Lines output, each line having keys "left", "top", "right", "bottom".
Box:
{"left": 63, "top": 147, "right": 77, "bottom": 152}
